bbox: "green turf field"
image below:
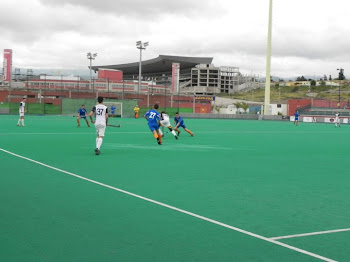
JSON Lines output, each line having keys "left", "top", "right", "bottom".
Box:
{"left": 1, "top": 115, "right": 349, "bottom": 262}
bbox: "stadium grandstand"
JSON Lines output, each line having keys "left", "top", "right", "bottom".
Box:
{"left": 0, "top": 53, "right": 260, "bottom": 115}
{"left": 91, "top": 55, "right": 243, "bottom": 95}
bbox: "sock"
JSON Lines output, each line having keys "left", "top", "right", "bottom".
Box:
{"left": 171, "top": 130, "right": 176, "bottom": 136}
{"left": 153, "top": 133, "right": 158, "bottom": 139}
{"left": 21, "top": 119, "right": 24, "bottom": 126}
{"left": 97, "top": 138, "right": 103, "bottom": 149}
{"left": 17, "top": 119, "right": 20, "bottom": 125}
{"left": 186, "top": 129, "right": 193, "bottom": 135}
{"left": 96, "top": 138, "right": 98, "bottom": 148}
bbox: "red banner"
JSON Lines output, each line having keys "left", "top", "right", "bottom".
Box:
{"left": 3, "top": 49, "right": 12, "bottom": 83}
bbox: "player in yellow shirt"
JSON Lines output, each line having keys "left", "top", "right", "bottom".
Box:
{"left": 134, "top": 105, "right": 140, "bottom": 118}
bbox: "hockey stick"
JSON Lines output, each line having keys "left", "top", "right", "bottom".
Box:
{"left": 108, "top": 124, "right": 121, "bottom": 128}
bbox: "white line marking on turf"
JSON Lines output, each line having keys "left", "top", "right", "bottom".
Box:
{"left": 0, "top": 132, "right": 149, "bottom": 135}
{"left": 0, "top": 147, "right": 337, "bottom": 262}
{"left": 2, "top": 130, "right": 349, "bottom": 136}
{"left": 270, "top": 228, "right": 350, "bottom": 240}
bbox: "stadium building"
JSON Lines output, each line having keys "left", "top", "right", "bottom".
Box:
{"left": 91, "top": 55, "right": 242, "bottom": 95}
{"left": 0, "top": 52, "right": 252, "bottom": 114}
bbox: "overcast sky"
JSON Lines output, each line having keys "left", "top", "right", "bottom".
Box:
{"left": 1, "top": 0, "right": 349, "bottom": 79}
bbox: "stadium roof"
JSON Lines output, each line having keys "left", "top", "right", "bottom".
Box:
{"left": 91, "top": 55, "right": 213, "bottom": 75}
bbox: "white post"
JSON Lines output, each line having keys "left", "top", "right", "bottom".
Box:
{"left": 264, "top": 0, "right": 273, "bottom": 115}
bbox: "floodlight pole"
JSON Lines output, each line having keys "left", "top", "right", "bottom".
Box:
{"left": 337, "top": 68, "right": 344, "bottom": 108}
{"left": 264, "top": 0, "right": 273, "bottom": 115}
{"left": 139, "top": 47, "right": 142, "bottom": 98}
{"left": 338, "top": 73, "right": 340, "bottom": 109}
{"left": 87, "top": 52, "right": 97, "bottom": 90}
{"left": 136, "top": 41, "right": 149, "bottom": 100}
{"left": 26, "top": 69, "right": 33, "bottom": 92}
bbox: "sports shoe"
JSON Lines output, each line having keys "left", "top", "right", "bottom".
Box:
{"left": 175, "top": 135, "right": 178, "bottom": 140}
{"left": 95, "top": 148, "right": 100, "bottom": 155}
{"left": 191, "top": 134, "right": 194, "bottom": 136}
{"left": 177, "top": 131, "right": 180, "bottom": 136}
{"left": 158, "top": 141, "right": 162, "bottom": 145}
{"left": 17, "top": 124, "right": 20, "bottom": 126}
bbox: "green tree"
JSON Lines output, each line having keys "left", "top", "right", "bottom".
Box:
{"left": 310, "top": 80, "right": 316, "bottom": 86}
{"left": 241, "top": 102, "right": 249, "bottom": 113}
{"left": 234, "top": 102, "right": 242, "bottom": 109}
{"left": 234, "top": 102, "right": 242, "bottom": 113}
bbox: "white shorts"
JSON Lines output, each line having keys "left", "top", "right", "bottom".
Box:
{"left": 19, "top": 111, "right": 24, "bottom": 117}
{"left": 160, "top": 119, "right": 171, "bottom": 127}
{"left": 95, "top": 123, "right": 106, "bottom": 137}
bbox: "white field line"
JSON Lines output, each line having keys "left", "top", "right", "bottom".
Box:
{"left": 1, "top": 130, "right": 349, "bottom": 136}
{"left": 0, "top": 132, "right": 149, "bottom": 135}
{"left": 0, "top": 147, "right": 337, "bottom": 262}
{"left": 270, "top": 228, "right": 350, "bottom": 240}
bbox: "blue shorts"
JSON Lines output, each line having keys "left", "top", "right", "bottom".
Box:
{"left": 295, "top": 118, "right": 299, "bottom": 121}
{"left": 148, "top": 122, "right": 159, "bottom": 132}
{"left": 111, "top": 111, "right": 115, "bottom": 114}
{"left": 176, "top": 124, "right": 186, "bottom": 129}
{"left": 79, "top": 116, "right": 86, "bottom": 119}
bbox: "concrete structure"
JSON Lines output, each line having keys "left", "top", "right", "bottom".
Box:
{"left": 220, "top": 66, "right": 240, "bottom": 94}
{"left": 190, "top": 64, "right": 219, "bottom": 94}
{"left": 91, "top": 55, "right": 213, "bottom": 82}
{"left": 269, "top": 103, "right": 288, "bottom": 115}
{"left": 91, "top": 55, "right": 252, "bottom": 95}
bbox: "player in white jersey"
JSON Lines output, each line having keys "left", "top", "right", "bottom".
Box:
{"left": 89, "top": 97, "right": 108, "bottom": 155}
{"left": 17, "top": 97, "right": 26, "bottom": 126}
{"left": 335, "top": 112, "right": 340, "bottom": 127}
{"left": 158, "top": 111, "right": 178, "bottom": 139}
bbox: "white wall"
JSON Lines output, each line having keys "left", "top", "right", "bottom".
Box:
{"left": 269, "top": 104, "right": 287, "bottom": 115}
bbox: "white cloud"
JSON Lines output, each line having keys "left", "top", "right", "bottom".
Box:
{"left": 0, "top": 0, "right": 349, "bottom": 78}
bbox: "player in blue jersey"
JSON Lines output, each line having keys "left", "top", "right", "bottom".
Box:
{"left": 144, "top": 104, "right": 162, "bottom": 145}
{"left": 77, "top": 105, "right": 90, "bottom": 127}
{"left": 110, "top": 105, "right": 116, "bottom": 118}
{"left": 174, "top": 112, "right": 194, "bottom": 136}
{"left": 294, "top": 110, "right": 300, "bottom": 126}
